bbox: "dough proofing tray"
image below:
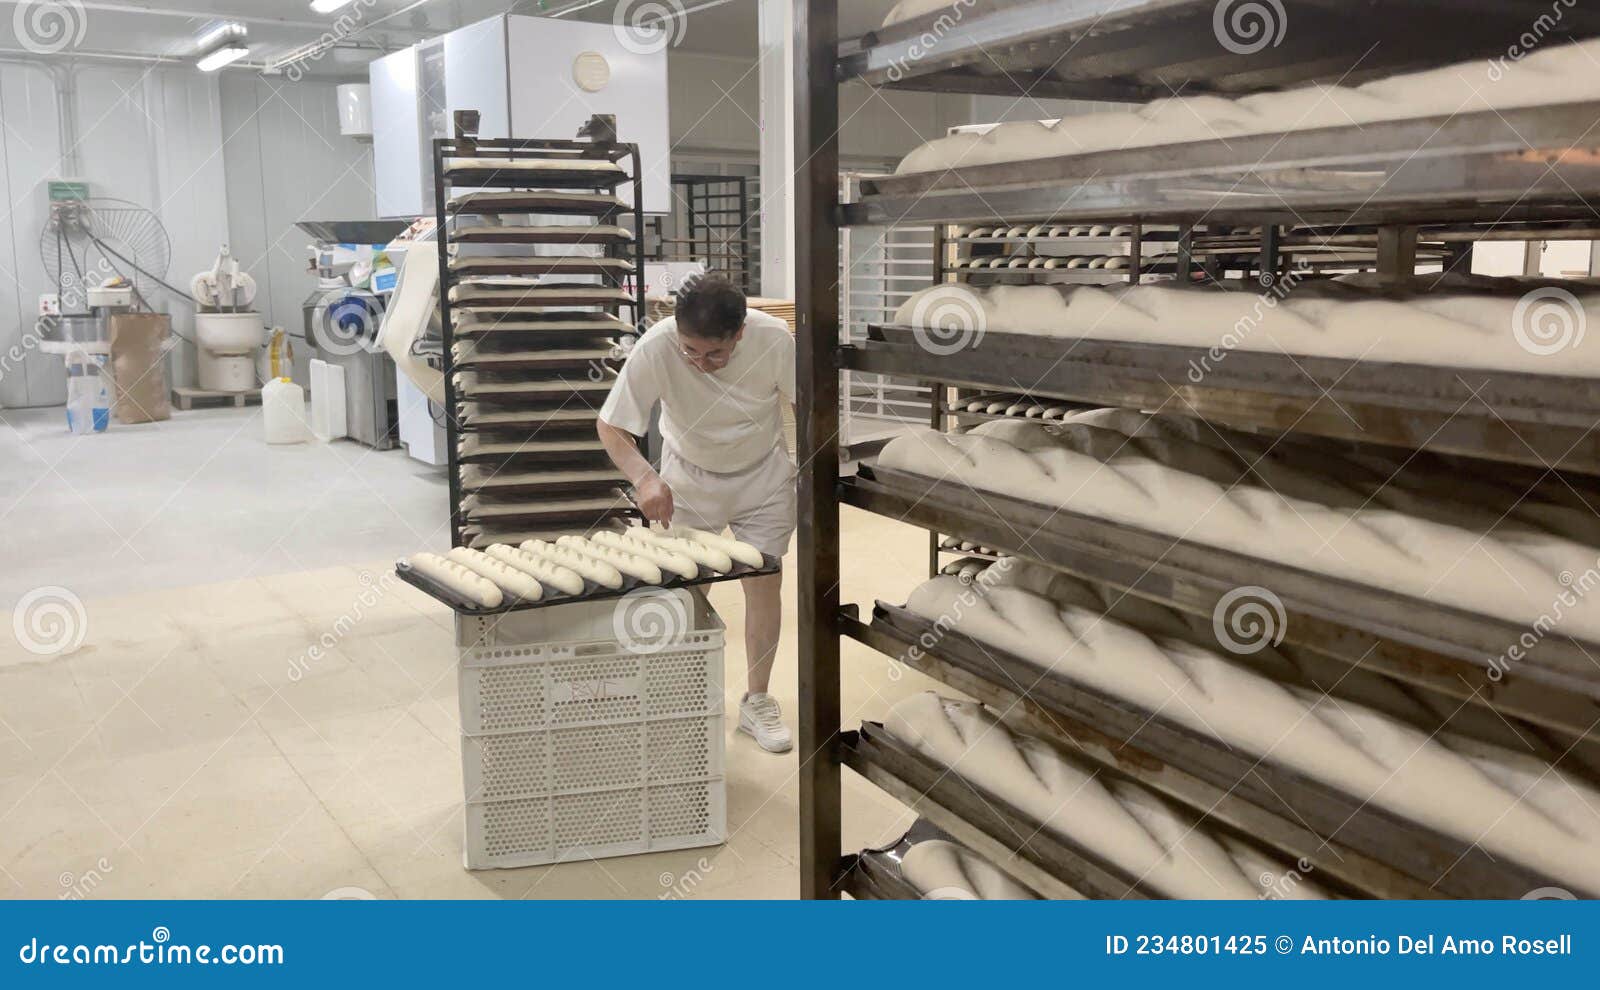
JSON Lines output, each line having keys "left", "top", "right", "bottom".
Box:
{"left": 395, "top": 550, "right": 782, "bottom": 616}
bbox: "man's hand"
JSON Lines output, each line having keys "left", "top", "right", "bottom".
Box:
{"left": 636, "top": 474, "right": 675, "bottom": 525}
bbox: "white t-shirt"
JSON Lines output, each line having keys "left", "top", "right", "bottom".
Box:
{"left": 599, "top": 311, "right": 795, "bottom": 473}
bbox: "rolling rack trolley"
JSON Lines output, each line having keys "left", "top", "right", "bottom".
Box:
{"left": 408, "top": 112, "right": 783, "bottom": 868}
{"left": 796, "top": 0, "right": 1600, "bottom": 900}
{"left": 435, "top": 111, "right": 648, "bottom": 550}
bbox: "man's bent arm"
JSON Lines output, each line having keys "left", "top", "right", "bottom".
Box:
{"left": 598, "top": 418, "right": 674, "bottom": 524}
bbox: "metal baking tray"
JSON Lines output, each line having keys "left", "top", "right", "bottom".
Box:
{"left": 838, "top": 819, "right": 1018, "bottom": 901}
{"left": 446, "top": 191, "right": 626, "bottom": 216}
{"left": 843, "top": 102, "right": 1600, "bottom": 227}
{"left": 394, "top": 549, "right": 782, "bottom": 616}
{"left": 845, "top": 467, "right": 1600, "bottom": 734}
{"left": 839, "top": 0, "right": 1600, "bottom": 100}
{"left": 447, "top": 256, "right": 635, "bottom": 278}
{"left": 850, "top": 605, "right": 1577, "bottom": 898}
{"left": 440, "top": 162, "right": 626, "bottom": 189}
{"left": 840, "top": 724, "right": 1146, "bottom": 901}
{"left": 853, "top": 325, "right": 1600, "bottom": 475}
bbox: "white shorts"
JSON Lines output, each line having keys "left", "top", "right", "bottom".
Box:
{"left": 661, "top": 443, "right": 797, "bottom": 560}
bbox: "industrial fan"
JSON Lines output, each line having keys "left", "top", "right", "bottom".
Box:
{"left": 40, "top": 197, "right": 173, "bottom": 313}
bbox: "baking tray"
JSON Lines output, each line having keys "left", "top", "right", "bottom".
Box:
{"left": 845, "top": 468, "right": 1600, "bottom": 734}
{"left": 852, "top": 603, "right": 1578, "bottom": 899}
{"left": 853, "top": 325, "right": 1600, "bottom": 474}
{"left": 440, "top": 161, "right": 627, "bottom": 189}
{"left": 395, "top": 548, "right": 782, "bottom": 616}
{"left": 448, "top": 256, "right": 635, "bottom": 278}
{"left": 447, "top": 191, "right": 627, "bottom": 216}
{"left": 450, "top": 225, "right": 634, "bottom": 246}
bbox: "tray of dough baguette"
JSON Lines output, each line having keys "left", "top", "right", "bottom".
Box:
{"left": 856, "top": 408, "right": 1600, "bottom": 709}
{"left": 866, "top": 277, "right": 1600, "bottom": 453}
{"left": 857, "top": 566, "right": 1600, "bottom": 895}
{"left": 843, "top": 695, "right": 1444, "bottom": 900}
{"left": 846, "top": 38, "right": 1600, "bottom": 225}
{"left": 849, "top": 0, "right": 1600, "bottom": 98}
{"left": 447, "top": 255, "right": 635, "bottom": 279}
{"left": 451, "top": 311, "right": 629, "bottom": 338}
{"left": 447, "top": 282, "right": 632, "bottom": 309}
{"left": 449, "top": 224, "right": 634, "bottom": 246}
{"left": 395, "top": 526, "right": 780, "bottom": 615}
{"left": 841, "top": 818, "right": 1039, "bottom": 901}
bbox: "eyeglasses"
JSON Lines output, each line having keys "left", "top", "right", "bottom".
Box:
{"left": 676, "top": 335, "right": 735, "bottom": 367}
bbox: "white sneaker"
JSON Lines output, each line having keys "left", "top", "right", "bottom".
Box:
{"left": 738, "top": 692, "right": 793, "bottom": 753}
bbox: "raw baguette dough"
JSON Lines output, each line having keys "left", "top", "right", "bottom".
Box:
{"left": 896, "top": 38, "right": 1600, "bottom": 173}
{"left": 879, "top": 411, "right": 1600, "bottom": 643}
{"left": 590, "top": 529, "right": 698, "bottom": 580}
{"left": 633, "top": 530, "right": 734, "bottom": 573}
{"left": 901, "top": 574, "right": 1600, "bottom": 894}
{"left": 445, "top": 546, "right": 543, "bottom": 601}
{"left": 671, "top": 526, "right": 766, "bottom": 569}
{"left": 521, "top": 539, "right": 624, "bottom": 589}
{"left": 406, "top": 552, "right": 503, "bottom": 608}
{"left": 900, "top": 839, "right": 1043, "bottom": 900}
{"left": 484, "top": 544, "right": 585, "bottom": 596}
{"left": 892, "top": 278, "right": 1600, "bottom": 377}
{"left": 887, "top": 693, "right": 1324, "bottom": 900}
{"left": 555, "top": 535, "right": 664, "bottom": 585}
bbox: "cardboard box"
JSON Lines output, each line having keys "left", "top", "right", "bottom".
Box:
{"left": 106, "top": 313, "right": 172, "bottom": 424}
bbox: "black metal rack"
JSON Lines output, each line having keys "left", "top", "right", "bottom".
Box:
{"left": 797, "top": 0, "right": 1600, "bottom": 900}
{"left": 434, "top": 115, "right": 648, "bottom": 550}
{"left": 647, "top": 174, "right": 755, "bottom": 293}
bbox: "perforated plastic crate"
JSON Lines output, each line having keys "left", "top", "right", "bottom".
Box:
{"left": 462, "top": 714, "right": 725, "bottom": 802}
{"left": 456, "top": 587, "right": 724, "bottom": 734}
{"left": 455, "top": 587, "right": 728, "bottom": 869}
{"left": 464, "top": 777, "right": 726, "bottom": 869}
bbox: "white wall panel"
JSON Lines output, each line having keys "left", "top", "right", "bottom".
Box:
{"left": 0, "top": 61, "right": 63, "bottom": 409}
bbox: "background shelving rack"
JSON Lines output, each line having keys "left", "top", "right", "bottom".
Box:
{"left": 796, "top": 0, "right": 1600, "bottom": 900}
{"left": 435, "top": 115, "right": 648, "bottom": 550}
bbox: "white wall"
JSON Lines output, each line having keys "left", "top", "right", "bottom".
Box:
{"left": 218, "top": 75, "right": 376, "bottom": 349}
{"left": 0, "top": 62, "right": 228, "bottom": 408}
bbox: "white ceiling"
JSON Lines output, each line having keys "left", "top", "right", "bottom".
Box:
{"left": 0, "top": 1, "right": 902, "bottom": 77}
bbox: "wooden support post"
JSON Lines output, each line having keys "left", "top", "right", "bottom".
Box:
{"left": 795, "top": 0, "right": 842, "bottom": 901}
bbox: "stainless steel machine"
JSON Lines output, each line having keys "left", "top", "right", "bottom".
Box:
{"left": 296, "top": 219, "right": 411, "bottom": 450}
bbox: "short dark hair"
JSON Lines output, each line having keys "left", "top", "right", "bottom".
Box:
{"left": 675, "top": 272, "right": 746, "bottom": 340}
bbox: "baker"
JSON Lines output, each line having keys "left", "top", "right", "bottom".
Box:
{"left": 597, "top": 272, "right": 796, "bottom": 754}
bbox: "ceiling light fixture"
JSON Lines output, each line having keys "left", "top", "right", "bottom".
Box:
{"left": 195, "top": 22, "right": 248, "bottom": 72}
{"left": 309, "top": 0, "right": 359, "bottom": 13}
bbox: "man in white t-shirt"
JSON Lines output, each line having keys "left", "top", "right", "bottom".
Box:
{"left": 597, "top": 273, "right": 796, "bottom": 753}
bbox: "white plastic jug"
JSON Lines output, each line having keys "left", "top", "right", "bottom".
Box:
{"left": 64, "top": 350, "right": 110, "bottom": 435}
{"left": 262, "top": 377, "right": 308, "bottom": 444}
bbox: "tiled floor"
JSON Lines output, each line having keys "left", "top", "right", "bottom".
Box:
{"left": 0, "top": 436, "right": 947, "bottom": 899}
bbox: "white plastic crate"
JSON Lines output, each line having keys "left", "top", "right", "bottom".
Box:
{"left": 455, "top": 587, "right": 728, "bottom": 869}
{"left": 464, "top": 777, "right": 727, "bottom": 869}
{"left": 462, "top": 714, "right": 725, "bottom": 802}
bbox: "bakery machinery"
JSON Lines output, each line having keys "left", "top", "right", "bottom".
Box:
{"left": 797, "top": 0, "right": 1600, "bottom": 901}
{"left": 296, "top": 219, "right": 412, "bottom": 449}
{"left": 191, "top": 245, "right": 264, "bottom": 393}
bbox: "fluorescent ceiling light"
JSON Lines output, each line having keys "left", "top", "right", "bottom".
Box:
{"left": 309, "top": 0, "right": 358, "bottom": 12}
{"left": 197, "top": 45, "right": 249, "bottom": 71}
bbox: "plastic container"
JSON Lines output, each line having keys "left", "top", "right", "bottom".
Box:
{"left": 262, "top": 377, "right": 307, "bottom": 444}
{"left": 64, "top": 351, "right": 110, "bottom": 435}
{"left": 455, "top": 589, "right": 728, "bottom": 869}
